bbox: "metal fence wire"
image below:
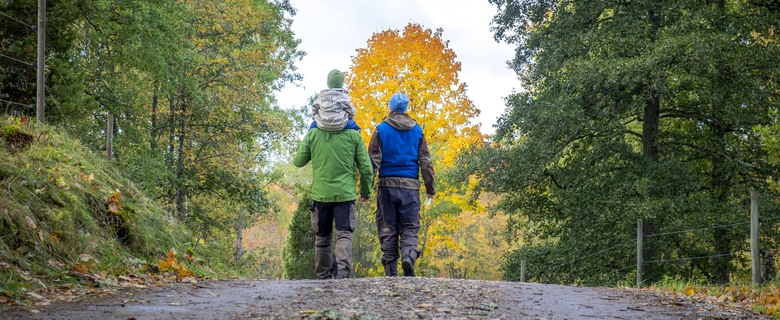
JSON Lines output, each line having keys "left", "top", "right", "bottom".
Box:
{"left": 519, "top": 193, "right": 775, "bottom": 286}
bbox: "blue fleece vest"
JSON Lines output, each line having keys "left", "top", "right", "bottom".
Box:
{"left": 377, "top": 122, "right": 422, "bottom": 179}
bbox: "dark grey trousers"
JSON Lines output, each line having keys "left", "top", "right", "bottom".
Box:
{"left": 311, "top": 200, "right": 356, "bottom": 279}
{"left": 376, "top": 187, "right": 421, "bottom": 265}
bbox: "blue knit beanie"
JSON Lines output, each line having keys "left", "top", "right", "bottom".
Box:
{"left": 389, "top": 93, "right": 409, "bottom": 113}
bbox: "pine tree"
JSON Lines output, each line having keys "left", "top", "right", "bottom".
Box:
{"left": 282, "top": 192, "right": 315, "bottom": 279}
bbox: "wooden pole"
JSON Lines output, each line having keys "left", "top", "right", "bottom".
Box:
{"left": 106, "top": 114, "right": 114, "bottom": 161}
{"left": 520, "top": 259, "right": 526, "bottom": 282}
{"left": 637, "top": 219, "right": 643, "bottom": 287}
{"left": 36, "top": 0, "right": 46, "bottom": 123}
{"left": 235, "top": 209, "right": 243, "bottom": 266}
{"left": 751, "top": 191, "right": 760, "bottom": 286}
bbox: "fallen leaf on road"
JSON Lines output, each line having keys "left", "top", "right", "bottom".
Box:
{"left": 416, "top": 303, "right": 432, "bottom": 309}
{"left": 73, "top": 263, "right": 89, "bottom": 274}
{"left": 26, "top": 292, "right": 45, "bottom": 300}
{"left": 299, "top": 310, "right": 317, "bottom": 315}
{"left": 34, "top": 300, "right": 51, "bottom": 306}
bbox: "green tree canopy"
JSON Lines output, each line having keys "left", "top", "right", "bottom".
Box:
{"left": 483, "top": 0, "right": 780, "bottom": 284}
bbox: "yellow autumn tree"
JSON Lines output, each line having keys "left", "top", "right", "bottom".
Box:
{"left": 346, "top": 23, "right": 503, "bottom": 279}
{"left": 347, "top": 23, "right": 484, "bottom": 169}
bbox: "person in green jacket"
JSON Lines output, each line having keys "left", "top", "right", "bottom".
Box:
{"left": 293, "top": 119, "right": 373, "bottom": 279}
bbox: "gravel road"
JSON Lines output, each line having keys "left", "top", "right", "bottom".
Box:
{"left": 3, "top": 277, "right": 768, "bottom": 319}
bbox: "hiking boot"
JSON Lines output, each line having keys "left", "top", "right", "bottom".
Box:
{"left": 402, "top": 255, "right": 415, "bottom": 277}
{"left": 383, "top": 260, "right": 398, "bottom": 277}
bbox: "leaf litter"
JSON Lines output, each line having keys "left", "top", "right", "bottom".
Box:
{"left": 2, "top": 277, "right": 772, "bottom": 319}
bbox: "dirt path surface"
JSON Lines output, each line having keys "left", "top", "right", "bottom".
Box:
{"left": 3, "top": 277, "right": 768, "bottom": 319}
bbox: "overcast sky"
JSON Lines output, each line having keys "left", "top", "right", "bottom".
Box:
{"left": 276, "top": 0, "right": 521, "bottom": 135}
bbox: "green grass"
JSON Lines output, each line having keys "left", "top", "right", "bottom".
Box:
{"left": 0, "top": 117, "right": 189, "bottom": 301}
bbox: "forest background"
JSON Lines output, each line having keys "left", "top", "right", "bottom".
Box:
{"left": 1, "top": 0, "right": 780, "bottom": 294}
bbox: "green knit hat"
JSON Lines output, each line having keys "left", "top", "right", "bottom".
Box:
{"left": 327, "top": 69, "right": 344, "bottom": 88}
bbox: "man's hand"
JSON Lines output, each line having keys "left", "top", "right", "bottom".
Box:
{"left": 361, "top": 196, "right": 370, "bottom": 202}
{"left": 427, "top": 194, "right": 434, "bottom": 200}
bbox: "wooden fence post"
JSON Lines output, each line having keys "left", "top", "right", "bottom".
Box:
{"left": 236, "top": 209, "right": 244, "bottom": 266}
{"left": 36, "top": 0, "right": 46, "bottom": 123}
{"left": 637, "top": 219, "right": 643, "bottom": 287}
{"left": 520, "top": 259, "right": 526, "bottom": 282}
{"left": 106, "top": 114, "right": 114, "bottom": 161}
{"left": 751, "top": 191, "right": 760, "bottom": 286}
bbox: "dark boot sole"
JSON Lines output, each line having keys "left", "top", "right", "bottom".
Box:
{"left": 402, "top": 258, "right": 415, "bottom": 277}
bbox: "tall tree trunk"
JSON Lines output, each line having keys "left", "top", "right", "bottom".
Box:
{"left": 711, "top": 124, "right": 730, "bottom": 283}
{"left": 175, "top": 98, "right": 188, "bottom": 218}
{"left": 710, "top": 0, "right": 731, "bottom": 284}
{"left": 642, "top": 88, "right": 660, "bottom": 162}
{"left": 639, "top": 7, "right": 663, "bottom": 282}
{"left": 150, "top": 83, "right": 159, "bottom": 150}
{"left": 643, "top": 8, "right": 661, "bottom": 163}
{"left": 167, "top": 94, "right": 177, "bottom": 212}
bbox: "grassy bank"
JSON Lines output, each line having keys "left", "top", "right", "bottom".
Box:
{"left": 652, "top": 277, "right": 780, "bottom": 318}
{"left": 0, "top": 116, "right": 189, "bottom": 301}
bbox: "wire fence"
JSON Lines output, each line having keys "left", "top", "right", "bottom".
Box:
{"left": 528, "top": 239, "right": 634, "bottom": 280}
{"left": 0, "top": 11, "right": 34, "bottom": 29}
{"left": 645, "top": 221, "right": 750, "bottom": 239}
{"left": 0, "top": 98, "right": 33, "bottom": 108}
{"left": 644, "top": 252, "right": 736, "bottom": 265}
{"left": 0, "top": 52, "right": 34, "bottom": 67}
{"left": 45, "top": 86, "right": 67, "bottom": 120}
{"left": 518, "top": 199, "right": 773, "bottom": 287}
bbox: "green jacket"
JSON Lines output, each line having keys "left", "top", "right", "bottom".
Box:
{"left": 293, "top": 128, "right": 373, "bottom": 202}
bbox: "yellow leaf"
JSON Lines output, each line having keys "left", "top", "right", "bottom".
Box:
{"left": 159, "top": 259, "right": 171, "bottom": 271}
{"left": 683, "top": 286, "right": 695, "bottom": 296}
{"left": 107, "top": 191, "right": 122, "bottom": 214}
{"left": 80, "top": 173, "right": 95, "bottom": 182}
{"left": 167, "top": 249, "right": 176, "bottom": 264}
{"left": 73, "top": 263, "right": 89, "bottom": 274}
{"left": 55, "top": 176, "right": 67, "bottom": 187}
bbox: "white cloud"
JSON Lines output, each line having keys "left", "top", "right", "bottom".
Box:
{"left": 277, "top": 0, "right": 521, "bottom": 135}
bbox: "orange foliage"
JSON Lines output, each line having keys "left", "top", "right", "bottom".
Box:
{"left": 107, "top": 191, "right": 122, "bottom": 215}
{"left": 347, "top": 23, "right": 484, "bottom": 169}
{"left": 158, "top": 249, "right": 194, "bottom": 281}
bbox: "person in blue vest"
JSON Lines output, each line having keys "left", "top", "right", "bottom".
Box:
{"left": 368, "top": 92, "right": 435, "bottom": 277}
